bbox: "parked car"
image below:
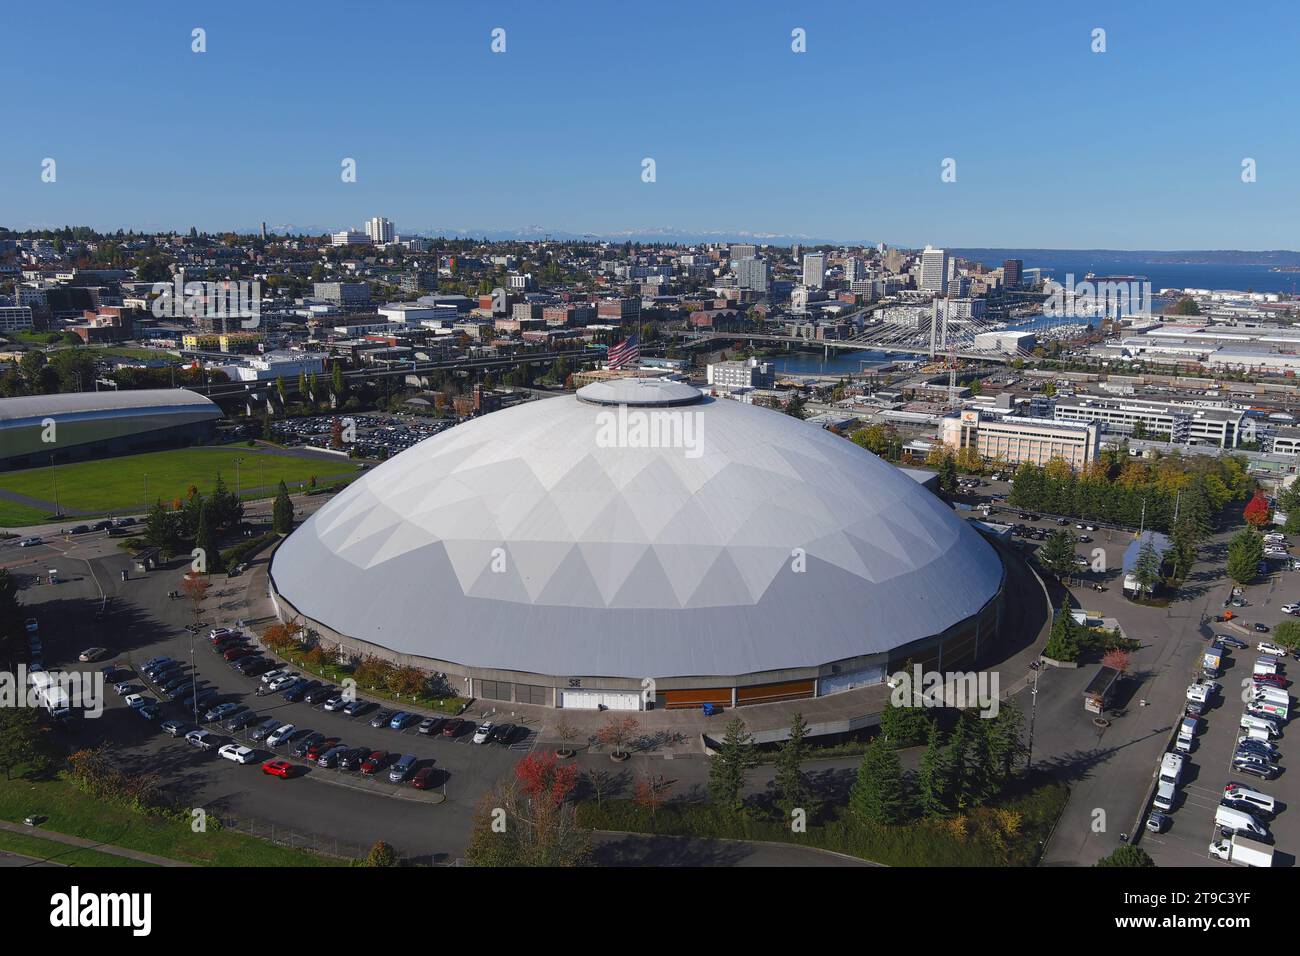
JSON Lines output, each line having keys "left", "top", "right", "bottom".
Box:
{"left": 18, "top": 537, "right": 42, "bottom": 547}
{"left": 472, "top": 722, "right": 494, "bottom": 744}
{"left": 185, "top": 730, "right": 220, "bottom": 752}
{"left": 282, "top": 681, "right": 315, "bottom": 703}
{"left": 260, "top": 669, "right": 287, "bottom": 685}
{"left": 490, "top": 723, "right": 517, "bottom": 745}
{"left": 441, "top": 718, "right": 466, "bottom": 738}
{"left": 78, "top": 647, "right": 109, "bottom": 662}
{"left": 267, "top": 672, "right": 300, "bottom": 691}
{"left": 218, "top": 744, "right": 257, "bottom": 765}
{"left": 266, "top": 724, "right": 296, "bottom": 747}
{"left": 360, "top": 750, "right": 390, "bottom": 775}
{"left": 249, "top": 717, "right": 281, "bottom": 742}
{"left": 137, "top": 704, "right": 161, "bottom": 721}
{"left": 305, "top": 737, "right": 341, "bottom": 761}
{"left": 160, "top": 719, "right": 188, "bottom": 737}
{"left": 1145, "top": 812, "right": 1171, "bottom": 834}
{"left": 261, "top": 759, "right": 294, "bottom": 779}
{"left": 338, "top": 746, "right": 370, "bottom": 771}
{"left": 226, "top": 711, "right": 263, "bottom": 733}
{"left": 316, "top": 744, "right": 349, "bottom": 768}
{"left": 323, "top": 696, "right": 349, "bottom": 712}
{"left": 1258, "top": 642, "right": 1287, "bottom": 656}
{"left": 418, "top": 716, "right": 445, "bottom": 735}
{"left": 343, "top": 699, "right": 373, "bottom": 717}
{"left": 293, "top": 733, "right": 326, "bottom": 758}
{"left": 389, "top": 711, "right": 417, "bottom": 730}
{"left": 411, "top": 766, "right": 438, "bottom": 790}
{"left": 303, "top": 684, "right": 336, "bottom": 706}
{"left": 388, "top": 754, "right": 418, "bottom": 783}
{"left": 205, "top": 702, "right": 240, "bottom": 722}
{"left": 1216, "top": 635, "right": 1248, "bottom": 650}
{"left": 370, "top": 709, "right": 396, "bottom": 729}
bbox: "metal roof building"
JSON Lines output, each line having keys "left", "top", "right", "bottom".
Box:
{"left": 271, "top": 379, "right": 1006, "bottom": 711}
{"left": 0, "top": 388, "right": 221, "bottom": 469}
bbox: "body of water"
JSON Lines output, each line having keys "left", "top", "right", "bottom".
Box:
{"left": 953, "top": 250, "right": 1300, "bottom": 296}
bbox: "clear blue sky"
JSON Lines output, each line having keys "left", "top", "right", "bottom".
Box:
{"left": 3, "top": 0, "right": 1297, "bottom": 248}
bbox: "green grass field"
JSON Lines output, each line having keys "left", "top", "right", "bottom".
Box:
{"left": 0, "top": 828, "right": 156, "bottom": 867}
{"left": 0, "top": 445, "right": 362, "bottom": 526}
{"left": 0, "top": 774, "right": 342, "bottom": 867}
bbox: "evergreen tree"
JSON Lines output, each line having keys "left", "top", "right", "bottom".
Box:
{"left": 332, "top": 361, "right": 345, "bottom": 398}
{"left": 916, "top": 727, "right": 955, "bottom": 816}
{"left": 1133, "top": 538, "right": 1162, "bottom": 594}
{"left": 1096, "top": 845, "right": 1155, "bottom": 867}
{"left": 982, "top": 702, "right": 1026, "bottom": 791}
{"left": 272, "top": 479, "right": 294, "bottom": 534}
{"left": 773, "top": 712, "right": 812, "bottom": 819}
{"left": 1044, "top": 599, "right": 1081, "bottom": 662}
{"left": 194, "top": 500, "right": 224, "bottom": 574}
{"left": 1039, "top": 530, "right": 1078, "bottom": 579}
{"left": 1226, "top": 528, "right": 1264, "bottom": 584}
{"left": 878, "top": 697, "right": 934, "bottom": 747}
{"left": 143, "top": 501, "right": 180, "bottom": 557}
{"left": 708, "top": 717, "right": 757, "bottom": 810}
{"left": 849, "top": 737, "right": 908, "bottom": 824}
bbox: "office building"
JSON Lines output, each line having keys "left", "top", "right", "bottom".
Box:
{"left": 942, "top": 409, "right": 1100, "bottom": 470}
{"left": 920, "top": 247, "right": 948, "bottom": 295}
{"left": 802, "top": 253, "right": 826, "bottom": 289}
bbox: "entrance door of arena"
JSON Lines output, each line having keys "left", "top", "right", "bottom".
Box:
{"left": 559, "top": 690, "right": 640, "bottom": 711}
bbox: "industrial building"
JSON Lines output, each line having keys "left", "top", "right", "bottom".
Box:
{"left": 0, "top": 388, "right": 222, "bottom": 469}
{"left": 271, "top": 378, "right": 1006, "bottom": 712}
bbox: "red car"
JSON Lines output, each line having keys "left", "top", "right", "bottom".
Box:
{"left": 223, "top": 646, "right": 254, "bottom": 662}
{"left": 1253, "top": 674, "right": 1288, "bottom": 689}
{"left": 440, "top": 718, "right": 465, "bottom": 738}
{"left": 305, "top": 737, "right": 341, "bottom": 761}
{"left": 411, "top": 765, "right": 438, "bottom": 790}
{"left": 360, "top": 750, "right": 390, "bottom": 775}
{"left": 261, "top": 759, "right": 294, "bottom": 779}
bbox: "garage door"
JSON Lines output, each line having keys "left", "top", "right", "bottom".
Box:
{"left": 560, "top": 690, "right": 641, "bottom": 711}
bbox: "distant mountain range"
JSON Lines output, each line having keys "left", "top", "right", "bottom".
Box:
{"left": 950, "top": 248, "right": 1300, "bottom": 266}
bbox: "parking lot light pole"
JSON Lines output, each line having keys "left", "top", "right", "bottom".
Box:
{"left": 1026, "top": 660, "right": 1041, "bottom": 769}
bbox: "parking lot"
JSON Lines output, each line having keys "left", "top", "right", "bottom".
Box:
{"left": 270, "top": 412, "right": 456, "bottom": 459}
{"left": 10, "top": 533, "right": 534, "bottom": 862}
{"left": 1141, "top": 554, "right": 1300, "bottom": 868}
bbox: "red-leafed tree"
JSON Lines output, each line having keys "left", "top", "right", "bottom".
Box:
{"left": 515, "top": 750, "right": 580, "bottom": 807}
{"left": 1101, "top": 648, "right": 1131, "bottom": 674}
{"left": 633, "top": 770, "right": 674, "bottom": 819}
{"left": 1244, "top": 491, "right": 1271, "bottom": 528}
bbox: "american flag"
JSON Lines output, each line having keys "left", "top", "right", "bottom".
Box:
{"left": 606, "top": 333, "right": 639, "bottom": 370}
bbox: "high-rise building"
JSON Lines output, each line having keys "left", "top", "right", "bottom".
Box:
{"left": 730, "top": 243, "right": 757, "bottom": 264}
{"left": 844, "top": 257, "right": 863, "bottom": 283}
{"left": 365, "top": 217, "right": 395, "bottom": 244}
{"left": 1003, "top": 259, "right": 1023, "bottom": 289}
{"left": 920, "top": 247, "right": 948, "bottom": 295}
{"left": 736, "top": 257, "right": 770, "bottom": 293}
{"left": 802, "top": 253, "right": 826, "bottom": 289}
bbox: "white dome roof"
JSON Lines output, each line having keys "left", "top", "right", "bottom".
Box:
{"left": 272, "top": 393, "right": 1003, "bottom": 679}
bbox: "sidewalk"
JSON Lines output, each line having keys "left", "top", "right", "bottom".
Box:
{"left": 0, "top": 819, "right": 190, "bottom": 867}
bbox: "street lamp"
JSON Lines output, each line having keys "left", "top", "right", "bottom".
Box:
{"left": 49, "top": 453, "right": 60, "bottom": 517}
{"left": 1026, "top": 660, "right": 1041, "bottom": 769}
{"left": 233, "top": 457, "right": 244, "bottom": 502}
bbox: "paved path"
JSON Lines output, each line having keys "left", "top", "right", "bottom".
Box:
{"left": 590, "top": 830, "right": 876, "bottom": 867}
{"left": 0, "top": 820, "right": 182, "bottom": 867}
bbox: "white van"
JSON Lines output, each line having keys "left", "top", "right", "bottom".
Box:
{"left": 1175, "top": 716, "right": 1199, "bottom": 753}
{"left": 1240, "top": 726, "right": 1274, "bottom": 746}
{"left": 1240, "top": 714, "right": 1281, "bottom": 737}
{"left": 1254, "top": 660, "right": 1278, "bottom": 677}
{"left": 1250, "top": 686, "right": 1289, "bottom": 706}
{"left": 1223, "top": 783, "right": 1276, "bottom": 818}
{"left": 1153, "top": 780, "right": 1177, "bottom": 812}
{"left": 1215, "top": 805, "right": 1269, "bottom": 839}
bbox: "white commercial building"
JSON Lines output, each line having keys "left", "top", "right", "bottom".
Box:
{"left": 802, "top": 253, "right": 826, "bottom": 290}
{"left": 943, "top": 409, "right": 1099, "bottom": 470}
{"left": 920, "top": 247, "right": 948, "bottom": 295}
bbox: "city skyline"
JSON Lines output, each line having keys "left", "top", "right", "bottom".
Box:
{"left": 4, "top": 1, "right": 1299, "bottom": 247}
